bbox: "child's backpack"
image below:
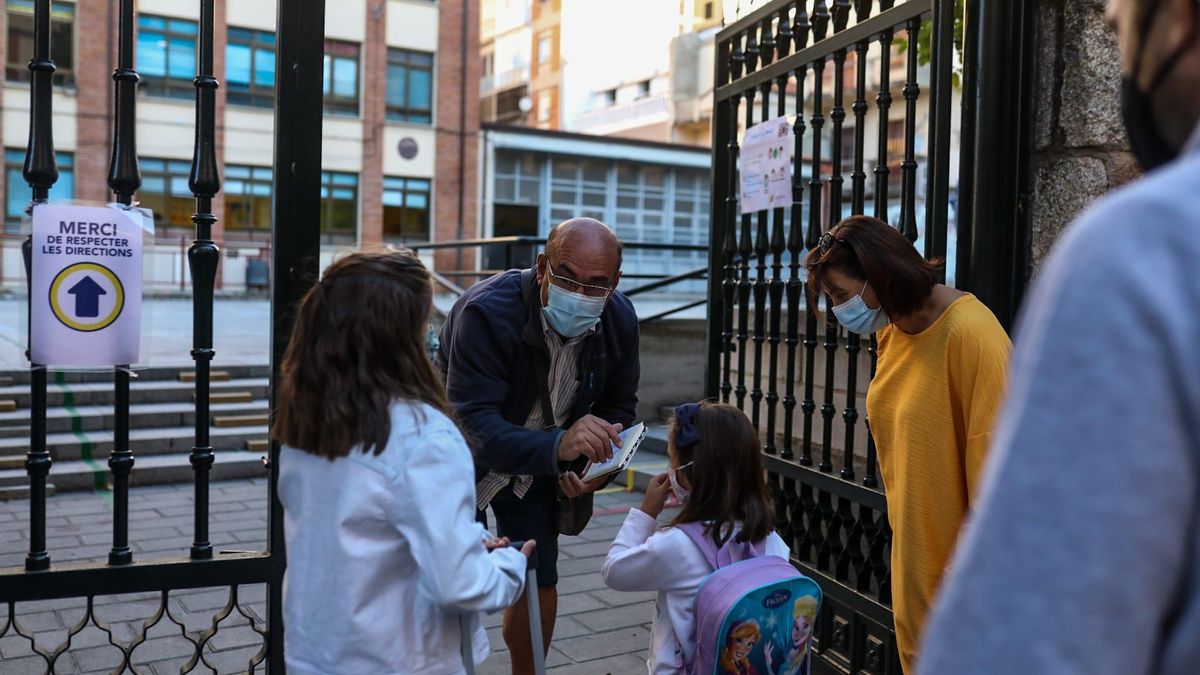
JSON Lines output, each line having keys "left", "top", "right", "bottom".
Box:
{"left": 678, "top": 523, "right": 822, "bottom": 675}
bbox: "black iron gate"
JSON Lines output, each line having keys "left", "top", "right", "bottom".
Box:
{"left": 0, "top": 0, "right": 327, "bottom": 671}
{"left": 705, "top": 1, "right": 1033, "bottom": 673}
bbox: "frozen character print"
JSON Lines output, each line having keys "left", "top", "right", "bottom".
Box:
{"left": 720, "top": 619, "right": 762, "bottom": 675}
{"left": 764, "top": 596, "right": 818, "bottom": 675}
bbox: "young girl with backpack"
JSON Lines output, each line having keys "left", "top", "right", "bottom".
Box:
{"left": 602, "top": 402, "right": 793, "bottom": 675}
{"left": 273, "top": 249, "right": 534, "bottom": 674}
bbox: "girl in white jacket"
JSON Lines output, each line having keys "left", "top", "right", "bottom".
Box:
{"left": 602, "top": 402, "right": 790, "bottom": 674}
{"left": 274, "top": 249, "right": 534, "bottom": 675}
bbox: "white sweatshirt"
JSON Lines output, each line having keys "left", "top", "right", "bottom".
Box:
{"left": 602, "top": 508, "right": 790, "bottom": 674}
{"left": 279, "top": 402, "right": 527, "bottom": 675}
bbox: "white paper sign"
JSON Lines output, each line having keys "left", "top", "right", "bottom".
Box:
{"left": 739, "top": 116, "right": 793, "bottom": 214}
{"left": 30, "top": 203, "right": 145, "bottom": 366}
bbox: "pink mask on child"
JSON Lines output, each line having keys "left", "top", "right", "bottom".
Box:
{"left": 668, "top": 461, "right": 694, "bottom": 502}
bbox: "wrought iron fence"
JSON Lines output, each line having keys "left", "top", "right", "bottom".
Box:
{"left": 706, "top": 1, "right": 962, "bottom": 673}
{"left": 0, "top": 0, "right": 327, "bottom": 671}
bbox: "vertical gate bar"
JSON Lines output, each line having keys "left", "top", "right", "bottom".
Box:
{"left": 830, "top": 48, "right": 860, "bottom": 482}
{"left": 758, "top": 18, "right": 774, "bottom": 68}
{"left": 720, "top": 95, "right": 740, "bottom": 404}
{"left": 188, "top": 0, "right": 221, "bottom": 562}
{"left": 735, "top": 89, "right": 754, "bottom": 412}
{"left": 751, "top": 82, "right": 769, "bottom": 431}
{"left": 873, "top": 30, "right": 894, "bottom": 221}
{"left": 851, "top": 44, "right": 868, "bottom": 213}
{"left": 901, "top": 17, "right": 921, "bottom": 246}
{"left": 809, "top": 57, "right": 836, "bottom": 475}
{"left": 704, "top": 37, "right": 732, "bottom": 401}
{"left": 812, "top": 0, "right": 831, "bottom": 40}
{"left": 800, "top": 64, "right": 818, "bottom": 468}
{"left": 21, "top": 0, "right": 59, "bottom": 573}
{"left": 782, "top": 63, "right": 806, "bottom": 462}
{"left": 765, "top": 73, "right": 787, "bottom": 457}
{"left": 272, "top": 0, "right": 327, "bottom": 666}
{"left": 863, "top": 333, "right": 879, "bottom": 488}
{"left": 106, "top": 0, "right": 141, "bottom": 568}
{"left": 833, "top": 0, "right": 852, "bottom": 32}
{"left": 793, "top": 0, "right": 810, "bottom": 52}
{"left": 925, "top": 0, "right": 954, "bottom": 266}
{"left": 776, "top": 6, "right": 792, "bottom": 60}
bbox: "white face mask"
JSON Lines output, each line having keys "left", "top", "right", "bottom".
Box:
{"left": 669, "top": 461, "right": 694, "bottom": 502}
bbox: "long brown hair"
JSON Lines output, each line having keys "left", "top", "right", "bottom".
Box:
{"left": 670, "top": 402, "right": 775, "bottom": 546}
{"left": 805, "top": 214, "right": 942, "bottom": 318}
{"left": 272, "top": 248, "right": 453, "bottom": 459}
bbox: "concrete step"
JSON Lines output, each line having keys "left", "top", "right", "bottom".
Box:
{"left": 0, "top": 378, "right": 269, "bottom": 409}
{"left": 178, "top": 370, "right": 232, "bottom": 383}
{"left": 0, "top": 483, "right": 57, "bottom": 501}
{"left": 245, "top": 439, "right": 269, "bottom": 453}
{"left": 208, "top": 391, "right": 254, "bottom": 404}
{"left": 0, "top": 400, "right": 268, "bottom": 436}
{"left": 0, "top": 450, "right": 265, "bottom": 494}
{"left": 0, "top": 400, "right": 15, "bottom": 413}
{"left": 0, "top": 425, "right": 268, "bottom": 462}
{"left": 0, "top": 364, "right": 271, "bottom": 387}
{"left": 213, "top": 413, "right": 269, "bottom": 428}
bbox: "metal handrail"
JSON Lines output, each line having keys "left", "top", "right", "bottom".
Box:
{"left": 415, "top": 237, "right": 711, "bottom": 325}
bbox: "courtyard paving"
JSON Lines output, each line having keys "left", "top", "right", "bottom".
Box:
{"left": 0, "top": 478, "right": 662, "bottom": 674}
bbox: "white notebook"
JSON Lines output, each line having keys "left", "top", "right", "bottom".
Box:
{"left": 581, "top": 422, "right": 647, "bottom": 482}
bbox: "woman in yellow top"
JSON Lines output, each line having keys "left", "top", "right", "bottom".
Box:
{"left": 805, "top": 215, "right": 1010, "bottom": 673}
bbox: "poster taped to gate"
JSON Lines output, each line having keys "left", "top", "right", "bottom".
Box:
{"left": 739, "top": 116, "right": 793, "bottom": 214}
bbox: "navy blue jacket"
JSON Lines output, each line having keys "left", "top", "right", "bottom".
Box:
{"left": 437, "top": 269, "right": 640, "bottom": 478}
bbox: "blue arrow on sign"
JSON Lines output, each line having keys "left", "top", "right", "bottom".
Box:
{"left": 67, "top": 275, "right": 107, "bottom": 318}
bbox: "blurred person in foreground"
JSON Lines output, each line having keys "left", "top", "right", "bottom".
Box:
{"left": 918, "top": 0, "right": 1200, "bottom": 673}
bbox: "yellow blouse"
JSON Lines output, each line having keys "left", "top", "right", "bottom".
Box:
{"left": 866, "top": 294, "right": 1011, "bottom": 673}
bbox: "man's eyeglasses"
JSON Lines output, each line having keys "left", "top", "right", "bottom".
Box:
{"left": 547, "top": 261, "right": 613, "bottom": 299}
{"left": 818, "top": 231, "right": 843, "bottom": 254}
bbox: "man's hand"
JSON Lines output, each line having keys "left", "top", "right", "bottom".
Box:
{"left": 639, "top": 473, "right": 672, "bottom": 519}
{"left": 557, "top": 415, "right": 623, "bottom": 464}
{"left": 559, "top": 471, "right": 607, "bottom": 498}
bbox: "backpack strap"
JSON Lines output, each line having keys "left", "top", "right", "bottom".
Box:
{"left": 678, "top": 522, "right": 720, "bottom": 569}
{"left": 678, "top": 522, "right": 765, "bottom": 569}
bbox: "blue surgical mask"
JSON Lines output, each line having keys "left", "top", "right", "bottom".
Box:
{"left": 669, "top": 461, "right": 694, "bottom": 502}
{"left": 831, "top": 282, "right": 890, "bottom": 335}
{"left": 543, "top": 283, "right": 606, "bottom": 338}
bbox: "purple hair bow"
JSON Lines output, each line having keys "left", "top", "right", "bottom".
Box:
{"left": 674, "top": 403, "right": 701, "bottom": 449}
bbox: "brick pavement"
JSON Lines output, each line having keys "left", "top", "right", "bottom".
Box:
{"left": 0, "top": 478, "right": 667, "bottom": 674}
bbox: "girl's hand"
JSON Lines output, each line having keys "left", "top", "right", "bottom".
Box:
{"left": 640, "top": 473, "right": 672, "bottom": 519}
{"left": 764, "top": 640, "right": 775, "bottom": 671}
{"left": 483, "top": 536, "right": 510, "bottom": 552}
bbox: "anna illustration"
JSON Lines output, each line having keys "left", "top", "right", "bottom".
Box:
{"left": 719, "top": 619, "right": 763, "bottom": 675}
{"left": 764, "top": 596, "right": 818, "bottom": 675}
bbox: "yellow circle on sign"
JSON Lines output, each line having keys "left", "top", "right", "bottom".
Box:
{"left": 49, "top": 262, "right": 125, "bottom": 332}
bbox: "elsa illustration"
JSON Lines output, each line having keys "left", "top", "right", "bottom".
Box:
{"left": 764, "top": 596, "right": 818, "bottom": 675}
{"left": 719, "top": 619, "right": 762, "bottom": 675}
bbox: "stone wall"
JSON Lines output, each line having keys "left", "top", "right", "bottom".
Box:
{"left": 1031, "top": 0, "right": 1138, "bottom": 269}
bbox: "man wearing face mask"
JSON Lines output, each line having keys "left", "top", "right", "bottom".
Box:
{"left": 438, "top": 217, "right": 639, "bottom": 674}
{"left": 917, "top": 1, "right": 1200, "bottom": 674}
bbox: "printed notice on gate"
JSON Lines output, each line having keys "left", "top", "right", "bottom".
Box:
{"left": 30, "top": 203, "right": 146, "bottom": 367}
{"left": 739, "top": 116, "right": 793, "bottom": 214}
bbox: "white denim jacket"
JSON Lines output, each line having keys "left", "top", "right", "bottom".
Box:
{"left": 280, "top": 401, "right": 526, "bottom": 675}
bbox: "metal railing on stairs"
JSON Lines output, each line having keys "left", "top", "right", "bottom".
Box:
{"left": 410, "top": 236, "right": 711, "bottom": 325}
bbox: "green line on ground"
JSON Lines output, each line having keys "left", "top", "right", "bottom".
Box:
{"left": 56, "top": 371, "right": 112, "bottom": 503}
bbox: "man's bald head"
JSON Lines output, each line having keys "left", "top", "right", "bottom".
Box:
{"left": 545, "top": 218, "right": 623, "bottom": 276}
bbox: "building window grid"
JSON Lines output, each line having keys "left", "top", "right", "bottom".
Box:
{"left": 383, "top": 176, "right": 432, "bottom": 243}
{"left": 4, "top": 149, "right": 73, "bottom": 234}
{"left": 137, "top": 15, "right": 199, "bottom": 100}
{"left": 224, "top": 164, "right": 273, "bottom": 240}
{"left": 320, "top": 170, "right": 359, "bottom": 243}
{"left": 138, "top": 157, "right": 194, "bottom": 237}
{"left": 386, "top": 49, "right": 434, "bottom": 124}
{"left": 323, "top": 40, "right": 360, "bottom": 116}
{"left": 6, "top": 0, "right": 75, "bottom": 86}
{"left": 227, "top": 27, "right": 276, "bottom": 109}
